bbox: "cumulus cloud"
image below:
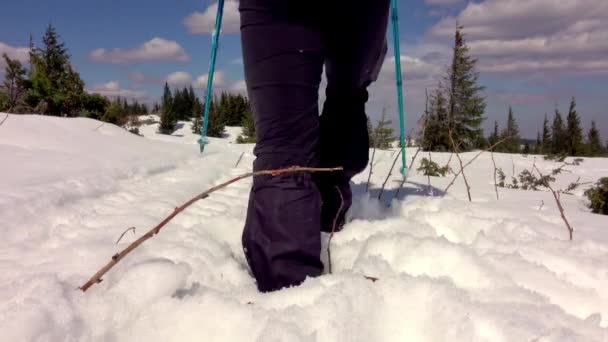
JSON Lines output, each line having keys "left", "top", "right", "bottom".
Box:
{"left": 427, "top": 0, "right": 608, "bottom": 74}
{"left": 184, "top": 0, "right": 240, "bottom": 34}
{"left": 87, "top": 81, "right": 149, "bottom": 101}
{"left": 89, "top": 37, "right": 189, "bottom": 64}
{"left": 426, "top": 0, "right": 462, "bottom": 5}
{"left": 166, "top": 71, "right": 193, "bottom": 87}
{"left": 193, "top": 70, "right": 226, "bottom": 88}
{"left": 230, "top": 80, "right": 247, "bottom": 93}
{"left": 0, "top": 41, "right": 30, "bottom": 70}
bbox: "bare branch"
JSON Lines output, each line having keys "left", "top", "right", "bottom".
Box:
{"left": 93, "top": 123, "right": 105, "bottom": 131}
{"left": 378, "top": 150, "right": 401, "bottom": 201}
{"left": 491, "top": 152, "right": 499, "bottom": 200}
{"left": 79, "top": 166, "right": 343, "bottom": 292}
{"left": 533, "top": 165, "right": 574, "bottom": 241}
{"left": 235, "top": 152, "right": 245, "bottom": 168}
{"left": 327, "top": 186, "right": 344, "bottom": 274}
{"left": 448, "top": 130, "right": 472, "bottom": 202}
{"left": 0, "top": 113, "right": 9, "bottom": 127}
{"left": 115, "top": 227, "right": 136, "bottom": 244}
{"left": 444, "top": 137, "right": 508, "bottom": 194}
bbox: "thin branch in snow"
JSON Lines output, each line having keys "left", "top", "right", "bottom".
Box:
{"left": 533, "top": 164, "right": 574, "bottom": 241}
{"left": 327, "top": 185, "right": 344, "bottom": 275}
{"left": 538, "top": 200, "right": 544, "bottom": 211}
{"left": 443, "top": 137, "right": 508, "bottom": 194}
{"left": 234, "top": 152, "right": 245, "bottom": 168}
{"left": 491, "top": 152, "right": 499, "bottom": 200}
{"left": 93, "top": 123, "right": 105, "bottom": 131}
{"left": 0, "top": 114, "right": 8, "bottom": 127}
{"left": 378, "top": 149, "right": 401, "bottom": 201}
{"left": 115, "top": 227, "right": 136, "bottom": 244}
{"left": 448, "top": 129, "right": 472, "bottom": 202}
{"left": 79, "top": 165, "right": 343, "bottom": 292}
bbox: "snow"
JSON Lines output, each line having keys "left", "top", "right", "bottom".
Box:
{"left": 1, "top": 113, "right": 608, "bottom": 341}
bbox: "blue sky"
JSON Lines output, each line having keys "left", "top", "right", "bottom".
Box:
{"left": 1, "top": 0, "right": 606, "bottom": 139}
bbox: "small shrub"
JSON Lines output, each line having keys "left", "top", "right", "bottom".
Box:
{"left": 544, "top": 154, "right": 567, "bottom": 162}
{"left": 418, "top": 158, "right": 449, "bottom": 177}
{"left": 585, "top": 178, "right": 608, "bottom": 215}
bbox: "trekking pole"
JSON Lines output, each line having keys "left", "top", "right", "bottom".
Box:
{"left": 198, "top": 0, "right": 225, "bottom": 153}
{"left": 390, "top": 0, "right": 407, "bottom": 175}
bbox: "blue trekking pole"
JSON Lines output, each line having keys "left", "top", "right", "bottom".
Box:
{"left": 390, "top": 0, "right": 407, "bottom": 175}
{"left": 198, "top": 0, "right": 225, "bottom": 153}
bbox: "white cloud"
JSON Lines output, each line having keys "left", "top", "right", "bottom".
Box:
{"left": 87, "top": 81, "right": 149, "bottom": 101}
{"left": 89, "top": 37, "right": 189, "bottom": 64}
{"left": 230, "top": 80, "right": 247, "bottom": 93}
{"left": 427, "top": 0, "right": 608, "bottom": 74}
{"left": 426, "top": 0, "right": 462, "bottom": 5}
{"left": 184, "top": 0, "right": 240, "bottom": 34}
{"left": 166, "top": 71, "right": 193, "bottom": 87}
{"left": 193, "top": 70, "right": 226, "bottom": 88}
{"left": 0, "top": 42, "right": 30, "bottom": 70}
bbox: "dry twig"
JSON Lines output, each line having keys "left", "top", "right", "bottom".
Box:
{"left": 443, "top": 137, "right": 508, "bottom": 194}
{"left": 533, "top": 164, "right": 574, "bottom": 240}
{"left": 491, "top": 152, "right": 499, "bottom": 200}
{"left": 115, "top": 227, "right": 136, "bottom": 244}
{"left": 235, "top": 152, "right": 245, "bottom": 168}
{"left": 0, "top": 114, "right": 8, "bottom": 127}
{"left": 93, "top": 123, "right": 105, "bottom": 131}
{"left": 448, "top": 130, "right": 472, "bottom": 202}
{"left": 327, "top": 186, "right": 344, "bottom": 274}
{"left": 79, "top": 165, "right": 343, "bottom": 292}
{"left": 378, "top": 150, "right": 401, "bottom": 201}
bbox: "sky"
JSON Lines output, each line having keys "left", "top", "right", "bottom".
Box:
{"left": 1, "top": 0, "right": 606, "bottom": 139}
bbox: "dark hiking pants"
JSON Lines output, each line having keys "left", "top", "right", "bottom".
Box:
{"left": 240, "top": 0, "right": 390, "bottom": 292}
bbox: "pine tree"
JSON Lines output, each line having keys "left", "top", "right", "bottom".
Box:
{"left": 488, "top": 120, "right": 499, "bottom": 147}
{"left": 534, "top": 132, "right": 542, "bottom": 154}
{"left": 551, "top": 109, "right": 566, "bottom": 155}
{"left": 565, "top": 97, "right": 583, "bottom": 156}
{"left": 446, "top": 24, "right": 486, "bottom": 150}
{"left": 236, "top": 104, "right": 256, "bottom": 144}
{"left": 371, "top": 110, "right": 395, "bottom": 149}
{"left": 159, "top": 82, "right": 176, "bottom": 134}
{"left": 500, "top": 106, "right": 521, "bottom": 153}
{"left": 587, "top": 121, "right": 603, "bottom": 156}
{"left": 1, "top": 53, "right": 28, "bottom": 111}
{"left": 423, "top": 86, "right": 450, "bottom": 151}
{"left": 541, "top": 114, "right": 551, "bottom": 154}
{"left": 28, "top": 24, "right": 84, "bottom": 116}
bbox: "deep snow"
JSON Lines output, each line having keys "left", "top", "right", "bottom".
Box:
{"left": 1, "top": 113, "right": 607, "bottom": 341}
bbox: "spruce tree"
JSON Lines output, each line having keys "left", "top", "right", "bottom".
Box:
{"left": 236, "top": 105, "right": 256, "bottom": 143}
{"left": 446, "top": 25, "right": 486, "bottom": 150}
{"left": 587, "top": 121, "right": 603, "bottom": 156}
{"left": 565, "top": 97, "right": 583, "bottom": 156}
{"left": 423, "top": 86, "right": 450, "bottom": 151}
{"left": 541, "top": 114, "right": 551, "bottom": 154}
{"left": 159, "top": 82, "right": 176, "bottom": 134}
{"left": 488, "top": 120, "right": 499, "bottom": 147}
{"left": 1, "top": 53, "right": 28, "bottom": 111}
{"left": 500, "top": 106, "right": 521, "bottom": 153}
{"left": 371, "top": 110, "right": 395, "bottom": 150}
{"left": 551, "top": 109, "right": 566, "bottom": 155}
{"left": 534, "top": 132, "right": 542, "bottom": 154}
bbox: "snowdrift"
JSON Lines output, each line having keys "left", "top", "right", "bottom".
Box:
{"left": 1, "top": 113, "right": 607, "bottom": 341}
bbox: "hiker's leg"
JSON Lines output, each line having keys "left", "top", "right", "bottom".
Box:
{"left": 315, "top": 1, "right": 390, "bottom": 232}
{"left": 239, "top": 0, "right": 325, "bottom": 292}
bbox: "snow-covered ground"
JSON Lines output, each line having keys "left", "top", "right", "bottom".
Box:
{"left": 1, "top": 113, "right": 607, "bottom": 341}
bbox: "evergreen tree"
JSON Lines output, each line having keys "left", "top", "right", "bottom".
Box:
{"left": 1, "top": 53, "right": 29, "bottom": 111}
{"left": 551, "top": 109, "right": 566, "bottom": 155}
{"left": 28, "top": 24, "right": 85, "bottom": 116}
{"left": 159, "top": 82, "right": 176, "bottom": 134}
{"left": 488, "top": 120, "right": 499, "bottom": 147}
{"left": 565, "top": 97, "right": 583, "bottom": 156}
{"left": 206, "top": 95, "right": 226, "bottom": 137}
{"left": 422, "top": 86, "right": 450, "bottom": 151}
{"left": 586, "top": 121, "right": 603, "bottom": 156}
{"left": 370, "top": 110, "right": 395, "bottom": 149}
{"left": 534, "top": 132, "right": 542, "bottom": 154}
{"left": 446, "top": 25, "right": 486, "bottom": 150}
{"left": 500, "top": 106, "right": 521, "bottom": 153}
{"left": 541, "top": 114, "right": 551, "bottom": 154}
{"left": 236, "top": 104, "right": 256, "bottom": 143}
{"left": 102, "top": 100, "right": 126, "bottom": 125}
{"left": 82, "top": 93, "right": 109, "bottom": 120}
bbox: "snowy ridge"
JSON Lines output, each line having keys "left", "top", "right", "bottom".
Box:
{"left": 1, "top": 114, "right": 607, "bottom": 341}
